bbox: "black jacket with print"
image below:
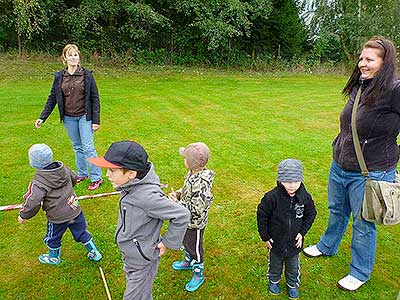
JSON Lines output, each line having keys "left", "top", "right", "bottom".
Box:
{"left": 257, "top": 182, "right": 317, "bottom": 258}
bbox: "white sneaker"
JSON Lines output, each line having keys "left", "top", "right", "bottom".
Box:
{"left": 337, "top": 275, "right": 365, "bottom": 291}
{"left": 303, "top": 245, "right": 323, "bottom": 257}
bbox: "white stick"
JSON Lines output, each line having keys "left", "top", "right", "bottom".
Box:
{"left": 99, "top": 266, "right": 113, "bottom": 300}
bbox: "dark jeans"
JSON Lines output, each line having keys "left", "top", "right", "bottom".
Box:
{"left": 43, "top": 212, "right": 92, "bottom": 248}
{"left": 267, "top": 250, "right": 300, "bottom": 288}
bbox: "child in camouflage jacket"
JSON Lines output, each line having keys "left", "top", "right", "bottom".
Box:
{"left": 169, "top": 142, "right": 215, "bottom": 292}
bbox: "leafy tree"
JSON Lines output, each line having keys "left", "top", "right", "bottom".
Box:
{"left": 309, "top": 0, "right": 400, "bottom": 63}
{"left": 259, "top": 0, "right": 307, "bottom": 59}
{"left": 13, "top": 0, "right": 48, "bottom": 55}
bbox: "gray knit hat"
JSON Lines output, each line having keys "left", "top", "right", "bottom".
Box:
{"left": 277, "top": 158, "right": 303, "bottom": 182}
{"left": 179, "top": 142, "right": 210, "bottom": 170}
{"left": 29, "top": 144, "right": 53, "bottom": 169}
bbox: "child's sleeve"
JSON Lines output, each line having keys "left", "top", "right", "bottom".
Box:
{"left": 256, "top": 194, "right": 273, "bottom": 242}
{"left": 19, "top": 182, "right": 46, "bottom": 220}
{"left": 67, "top": 167, "right": 77, "bottom": 186}
{"left": 299, "top": 194, "right": 317, "bottom": 237}
{"left": 147, "top": 193, "right": 190, "bottom": 250}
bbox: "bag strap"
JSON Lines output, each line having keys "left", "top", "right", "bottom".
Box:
{"left": 350, "top": 87, "right": 370, "bottom": 177}
{"left": 351, "top": 87, "right": 378, "bottom": 222}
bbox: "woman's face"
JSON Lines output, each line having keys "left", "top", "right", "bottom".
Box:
{"left": 65, "top": 49, "right": 80, "bottom": 68}
{"left": 358, "top": 47, "right": 383, "bottom": 79}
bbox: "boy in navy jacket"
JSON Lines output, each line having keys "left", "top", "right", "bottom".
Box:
{"left": 257, "top": 159, "right": 316, "bottom": 299}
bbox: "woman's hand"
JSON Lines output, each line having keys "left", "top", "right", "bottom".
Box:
{"left": 92, "top": 124, "right": 100, "bottom": 132}
{"left": 295, "top": 233, "right": 303, "bottom": 248}
{"left": 157, "top": 241, "right": 167, "bottom": 256}
{"left": 265, "top": 239, "right": 274, "bottom": 249}
{"left": 34, "top": 119, "right": 43, "bottom": 128}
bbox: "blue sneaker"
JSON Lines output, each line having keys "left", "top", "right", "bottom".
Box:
{"left": 288, "top": 287, "right": 299, "bottom": 299}
{"left": 269, "top": 282, "right": 280, "bottom": 295}
{"left": 185, "top": 263, "right": 204, "bottom": 292}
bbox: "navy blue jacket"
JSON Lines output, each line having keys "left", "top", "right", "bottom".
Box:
{"left": 257, "top": 183, "right": 317, "bottom": 257}
{"left": 39, "top": 67, "right": 100, "bottom": 124}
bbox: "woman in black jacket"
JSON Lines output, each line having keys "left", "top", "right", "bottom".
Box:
{"left": 34, "top": 44, "right": 103, "bottom": 191}
{"left": 304, "top": 37, "right": 400, "bottom": 291}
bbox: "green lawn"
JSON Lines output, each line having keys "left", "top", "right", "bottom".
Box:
{"left": 0, "top": 55, "right": 399, "bottom": 300}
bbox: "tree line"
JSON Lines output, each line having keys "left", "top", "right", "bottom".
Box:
{"left": 0, "top": 0, "right": 399, "bottom": 66}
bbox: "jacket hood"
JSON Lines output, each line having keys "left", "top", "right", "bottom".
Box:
{"left": 34, "top": 161, "right": 70, "bottom": 189}
{"left": 185, "top": 168, "right": 215, "bottom": 184}
{"left": 116, "top": 162, "right": 160, "bottom": 192}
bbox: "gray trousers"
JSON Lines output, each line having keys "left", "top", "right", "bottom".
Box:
{"left": 123, "top": 258, "right": 160, "bottom": 300}
{"left": 267, "top": 250, "right": 300, "bottom": 288}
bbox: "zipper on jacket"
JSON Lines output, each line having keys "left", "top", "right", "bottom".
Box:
{"left": 288, "top": 198, "right": 293, "bottom": 241}
{"left": 122, "top": 207, "right": 127, "bottom": 232}
{"left": 115, "top": 192, "right": 128, "bottom": 244}
{"left": 133, "top": 238, "right": 151, "bottom": 261}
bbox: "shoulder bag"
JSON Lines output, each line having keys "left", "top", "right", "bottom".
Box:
{"left": 351, "top": 87, "right": 400, "bottom": 225}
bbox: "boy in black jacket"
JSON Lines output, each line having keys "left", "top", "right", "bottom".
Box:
{"left": 257, "top": 159, "right": 316, "bottom": 299}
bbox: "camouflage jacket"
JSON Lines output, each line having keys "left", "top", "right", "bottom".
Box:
{"left": 177, "top": 168, "right": 215, "bottom": 229}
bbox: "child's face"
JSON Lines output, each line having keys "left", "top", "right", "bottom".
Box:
{"left": 106, "top": 168, "right": 137, "bottom": 188}
{"left": 281, "top": 181, "right": 301, "bottom": 196}
{"left": 184, "top": 158, "right": 189, "bottom": 169}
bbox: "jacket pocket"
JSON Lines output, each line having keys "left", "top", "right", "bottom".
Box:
{"left": 133, "top": 239, "right": 151, "bottom": 261}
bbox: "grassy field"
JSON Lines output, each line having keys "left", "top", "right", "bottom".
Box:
{"left": 0, "top": 54, "right": 399, "bottom": 300}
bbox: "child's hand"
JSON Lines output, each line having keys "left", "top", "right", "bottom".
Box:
{"left": 265, "top": 239, "right": 274, "bottom": 249}
{"left": 168, "top": 188, "right": 178, "bottom": 202}
{"left": 157, "top": 241, "right": 167, "bottom": 256}
{"left": 18, "top": 215, "right": 24, "bottom": 224}
{"left": 295, "top": 233, "right": 303, "bottom": 248}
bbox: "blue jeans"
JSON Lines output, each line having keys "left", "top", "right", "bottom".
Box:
{"left": 267, "top": 250, "right": 300, "bottom": 288}
{"left": 317, "top": 160, "right": 396, "bottom": 282}
{"left": 63, "top": 115, "right": 102, "bottom": 182}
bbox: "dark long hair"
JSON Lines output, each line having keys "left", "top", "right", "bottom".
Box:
{"left": 342, "top": 36, "right": 398, "bottom": 104}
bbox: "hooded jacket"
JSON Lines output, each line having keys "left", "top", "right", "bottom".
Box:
{"left": 115, "top": 163, "right": 190, "bottom": 267}
{"left": 39, "top": 67, "right": 100, "bottom": 124}
{"left": 333, "top": 79, "right": 400, "bottom": 172}
{"left": 257, "top": 183, "right": 317, "bottom": 258}
{"left": 176, "top": 168, "right": 215, "bottom": 229}
{"left": 19, "top": 162, "right": 80, "bottom": 224}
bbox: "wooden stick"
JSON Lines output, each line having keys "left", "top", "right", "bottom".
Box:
{"left": 0, "top": 191, "right": 120, "bottom": 212}
{"left": 1, "top": 183, "right": 168, "bottom": 212}
{"left": 99, "top": 266, "right": 113, "bottom": 300}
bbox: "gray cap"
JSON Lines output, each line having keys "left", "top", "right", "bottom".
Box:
{"left": 277, "top": 158, "right": 303, "bottom": 182}
{"left": 29, "top": 144, "right": 53, "bottom": 169}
